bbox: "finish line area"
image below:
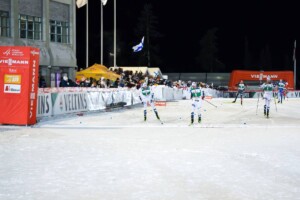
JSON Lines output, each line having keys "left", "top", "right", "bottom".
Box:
{"left": 35, "top": 98, "right": 300, "bottom": 129}
{"left": 1, "top": 98, "right": 300, "bottom": 200}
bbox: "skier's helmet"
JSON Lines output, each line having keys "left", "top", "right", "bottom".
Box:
{"left": 192, "top": 82, "right": 196, "bottom": 87}
{"left": 142, "top": 83, "right": 147, "bottom": 88}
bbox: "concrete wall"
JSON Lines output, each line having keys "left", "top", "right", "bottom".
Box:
{"left": 0, "top": 0, "right": 77, "bottom": 86}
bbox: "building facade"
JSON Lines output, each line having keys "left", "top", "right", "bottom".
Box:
{"left": 0, "top": 0, "right": 77, "bottom": 87}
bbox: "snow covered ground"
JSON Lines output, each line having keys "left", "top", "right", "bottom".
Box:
{"left": 1, "top": 98, "right": 300, "bottom": 200}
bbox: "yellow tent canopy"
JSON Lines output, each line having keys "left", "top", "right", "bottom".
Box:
{"left": 76, "top": 63, "right": 120, "bottom": 81}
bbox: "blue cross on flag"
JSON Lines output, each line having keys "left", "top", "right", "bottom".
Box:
{"left": 132, "top": 37, "right": 144, "bottom": 52}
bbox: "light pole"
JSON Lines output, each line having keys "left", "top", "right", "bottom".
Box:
{"left": 86, "top": 1, "right": 89, "bottom": 68}
{"left": 100, "top": 2, "right": 103, "bottom": 65}
{"left": 113, "top": 0, "right": 116, "bottom": 67}
{"left": 294, "top": 40, "right": 297, "bottom": 89}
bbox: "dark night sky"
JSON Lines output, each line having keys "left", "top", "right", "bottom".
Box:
{"left": 76, "top": 0, "right": 299, "bottom": 73}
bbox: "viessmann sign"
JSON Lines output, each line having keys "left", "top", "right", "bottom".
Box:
{"left": 0, "top": 46, "right": 40, "bottom": 125}
{"left": 250, "top": 74, "right": 279, "bottom": 79}
{"left": 229, "top": 70, "right": 295, "bottom": 89}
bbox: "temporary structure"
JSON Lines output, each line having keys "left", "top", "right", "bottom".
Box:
{"left": 76, "top": 63, "right": 120, "bottom": 81}
{"left": 228, "top": 70, "right": 294, "bottom": 90}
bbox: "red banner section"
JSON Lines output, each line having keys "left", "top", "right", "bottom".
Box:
{"left": 0, "top": 46, "right": 40, "bottom": 125}
{"left": 228, "top": 70, "right": 294, "bottom": 90}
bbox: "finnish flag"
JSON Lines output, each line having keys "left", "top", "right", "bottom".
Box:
{"left": 132, "top": 37, "right": 144, "bottom": 52}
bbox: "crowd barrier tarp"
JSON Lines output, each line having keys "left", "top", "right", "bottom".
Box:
{"left": 124, "top": 90, "right": 133, "bottom": 106}
{"left": 163, "top": 87, "right": 174, "bottom": 101}
{"left": 287, "top": 91, "right": 300, "bottom": 98}
{"left": 132, "top": 89, "right": 141, "bottom": 105}
{"left": 173, "top": 88, "right": 183, "bottom": 100}
{"left": 37, "top": 93, "right": 52, "bottom": 117}
{"left": 36, "top": 86, "right": 224, "bottom": 119}
{"left": 52, "top": 92, "right": 88, "bottom": 115}
{"left": 101, "top": 91, "right": 113, "bottom": 106}
{"left": 87, "top": 91, "right": 106, "bottom": 111}
{"left": 152, "top": 85, "right": 164, "bottom": 100}
{"left": 247, "top": 91, "right": 300, "bottom": 98}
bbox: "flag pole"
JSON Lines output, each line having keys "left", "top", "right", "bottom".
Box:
{"left": 113, "top": 0, "right": 116, "bottom": 67}
{"left": 86, "top": 1, "right": 89, "bottom": 68}
{"left": 294, "top": 40, "right": 297, "bottom": 89}
{"left": 100, "top": 1, "right": 103, "bottom": 65}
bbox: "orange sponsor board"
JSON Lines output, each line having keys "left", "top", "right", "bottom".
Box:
{"left": 4, "top": 74, "right": 22, "bottom": 84}
{"left": 0, "top": 46, "right": 40, "bottom": 125}
{"left": 205, "top": 96, "right": 213, "bottom": 100}
{"left": 155, "top": 101, "right": 167, "bottom": 106}
{"left": 229, "top": 70, "right": 294, "bottom": 90}
{"left": 147, "top": 101, "right": 167, "bottom": 106}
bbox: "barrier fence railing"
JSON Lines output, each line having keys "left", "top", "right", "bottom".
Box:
{"left": 37, "top": 86, "right": 300, "bottom": 119}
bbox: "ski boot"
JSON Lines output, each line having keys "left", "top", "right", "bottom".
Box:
{"left": 264, "top": 105, "right": 266, "bottom": 116}
{"left": 154, "top": 110, "right": 160, "bottom": 120}
{"left": 144, "top": 110, "right": 147, "bottom": 121}
{"left": 198, "top": 116, "right": 201, "bottom": 123}
{"left": 266, "top": 109, "right": 269, "bottom": 118}
{"left": 190, "top": 113, "right": 194, "bottom": 125}
{"left": 190, "top": 118, "right": 194, "bottom": 125}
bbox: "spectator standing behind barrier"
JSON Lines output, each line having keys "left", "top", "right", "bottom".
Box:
{"left": 232, "top": 80, "right": 245, "bottom": 105}
{"left": 59, "top": 75, "right": 77, "bottom": 87}
{"left": 39, "top": 76, "right": 47, "bottom": 88}
{"left": 100, "top": 77, "right": 107, "bottom": 88}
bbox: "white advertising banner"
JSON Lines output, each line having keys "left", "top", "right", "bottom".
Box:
{"left": 53, "top": 92, "right": 88, "bottom": 115}
{"left": 173, "top": 88, "right": 183, "bottom": 100}
{"left": 287, "top": 91, "right": 300, "bottom": 98}
{"left": 124, "top": 90, "right": 133, "bottom": 106}
{"left": 132, "top": 89, "right": 141, "bottom": 105}
{"left": 36, "top": 93, "right": 52, "bottom": 117}
{"left": 87, "top": 91, "right": 106, "bottom": 111}
{"left": 101, "top": 91, "right": 113, "bottom": 106}
{"left": 152, "top": 85, "right": 164, "bottom": 100}
{"left": 163, "top": 87, "right": 174, "bottom": 101}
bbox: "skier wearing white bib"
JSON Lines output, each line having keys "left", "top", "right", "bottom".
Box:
{"left": 260, "top": 76, "right": 274, "bottom": 118}
{"left": 190, "top": 82, "right": 205, "bottom": 124}
{"left": 139, "top": 83, "right": 160, "bottom": 121}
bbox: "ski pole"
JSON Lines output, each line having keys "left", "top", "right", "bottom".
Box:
{"left": 256, "top": 92, "right": 260, "bottom": 115}
{"left": 274, "top": 95, "right": 277, "bottom": 112}
{"left": 204, "top": 99, "right": 217, "bottom": 108}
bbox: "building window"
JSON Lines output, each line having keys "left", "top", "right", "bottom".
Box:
{"left": 19, "top": 14, "right": 42, "bottom": 40}
{"left": 50, "top": 20, "right": 69, "bottom": 43}
{"left": 0, "top": 11, "right": 10, "bottom": 37}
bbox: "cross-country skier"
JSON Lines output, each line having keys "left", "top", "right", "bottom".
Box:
{"left": 190, "top": 82, "right": 205, "bottom": 124}
{"left": 139, "top": 83, "right": 160, "bottom": 121}
{"left": 277, "top": 79, "right": 286, "bottom": 104}
{"left": 260, "top": 76, "right": 274, "bottom": 118}
{"left": 232, "top": 80, "right": 245, "bottom": 105}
